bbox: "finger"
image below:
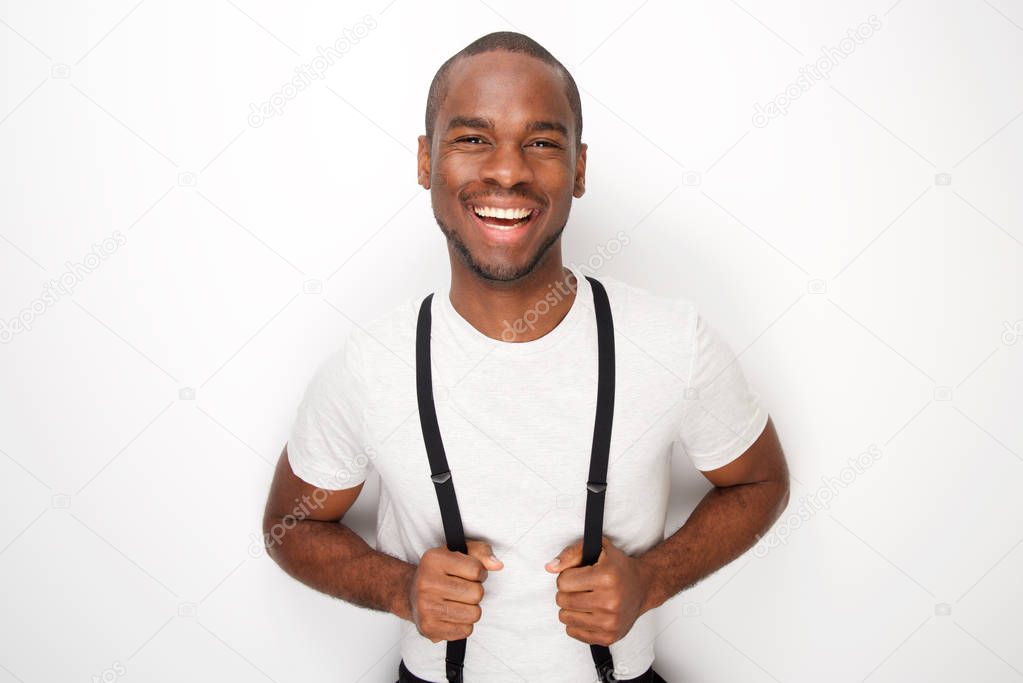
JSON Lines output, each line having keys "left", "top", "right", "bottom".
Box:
{"left": 433, "top": 620, "right": 474, "bottom": 642}
{"left": 545, "top": 539, "right": 583, "bottom": 573}
{"left": 443, "top": 551, "right": 490, "bottom": 583}
{"left": 432, "top": 598, "right": 482, "bottom": 625}
{"left": 466, "top": 539, "right": 504, "bottom": 570}
{"left": 438, "top": 574, "right": 486, "bottom": 605}
{"left": 555, "top": 564, "right": 602, "bottom": 593}
{"left": 558, "top": 606, "right": 606, "bottom": 633}
{"left": 563, "top": 623, "right": 612, "bottom": 647}
{"left": 555, "top": 587, "right": 600, "bottom": 612}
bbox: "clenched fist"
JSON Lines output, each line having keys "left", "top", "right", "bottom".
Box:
{"left": 409, "top": 539, "right": 504, "bottom": 643}
{"left": 545, "top": 534, "right": 653, "bottom": 647}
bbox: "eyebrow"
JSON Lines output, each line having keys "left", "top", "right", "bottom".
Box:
{"left": 446, "top": 115, "right": 569, "bottom": 138}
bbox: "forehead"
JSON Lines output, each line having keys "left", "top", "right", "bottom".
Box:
{"left": 440, "top": 50, "right": 573, "bottom": 131}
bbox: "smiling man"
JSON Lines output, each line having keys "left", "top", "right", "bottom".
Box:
{"left": 263, "top": 31, "right": 790, "bottom": 683}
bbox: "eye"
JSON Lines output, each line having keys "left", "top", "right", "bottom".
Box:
{"left": 529, "top": 140, "right": 560, "bottom": 148}
{"left": 456, "top": 136, "right": 486, "bottom": 144}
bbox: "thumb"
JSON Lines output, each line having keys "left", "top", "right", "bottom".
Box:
{"left": 466, "top": 539, "right": 504, "bottom": 571}
{"left": 545, "top": 539, "right": 583, "bottom": 573}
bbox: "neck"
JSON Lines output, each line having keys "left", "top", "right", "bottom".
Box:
{"left": 446, "top": 258, "right": 578, "bottom": 343}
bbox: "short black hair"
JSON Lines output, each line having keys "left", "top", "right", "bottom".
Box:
{"left": 424, "top": 31, "right": 583, "bottom": 150}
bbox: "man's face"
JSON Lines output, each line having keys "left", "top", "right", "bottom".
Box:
{"left": 417, "top": 50, "right": 587, "bottom": 282}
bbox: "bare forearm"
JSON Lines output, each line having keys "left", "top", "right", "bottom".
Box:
{"left": 635, "top": 480, "right": 789, "bottom": 613}
{"left": 265, "top": 518, "right": 415, "bottom": 621}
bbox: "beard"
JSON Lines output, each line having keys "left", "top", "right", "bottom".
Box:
{"left": 434, "top": 208, "right": 567, "bottom": 282}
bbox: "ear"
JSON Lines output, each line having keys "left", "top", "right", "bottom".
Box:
{"left": 573, "top": 142, "right": 587, "bottom": 198}
{"left": 417, "top": 135, "right": 431, "bottom": 189}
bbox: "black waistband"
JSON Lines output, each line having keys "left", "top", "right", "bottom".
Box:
{"left": 397, "top": 658, "right": 665, "bottom": 682}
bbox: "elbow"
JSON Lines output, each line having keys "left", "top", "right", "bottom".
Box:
{"left": 262, "top": 513, "right": 286, "bottom": 564}
{"left": 776, "top": 480, "right": 790, "bottom": 515}
{"left": 769, "top": 474, "right": 791, "bottom": 522}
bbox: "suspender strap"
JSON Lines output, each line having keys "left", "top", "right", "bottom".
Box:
{"left": 583, "top": 276, "right": 618, "bottom": 683}
{"left": 415, "top": 292, "right": 467, "bottom": 683}
{"left": 414, "top": 276, "right": 618, "bottom": 683}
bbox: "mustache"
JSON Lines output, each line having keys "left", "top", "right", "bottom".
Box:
{"left": 461, "top": 192, "right": 546, "bottom": 208}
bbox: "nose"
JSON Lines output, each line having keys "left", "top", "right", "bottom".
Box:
{"left": 478, "top": 141, "right": 535, "bottom": 189}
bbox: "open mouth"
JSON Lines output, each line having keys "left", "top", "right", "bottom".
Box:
{"left": 467, "top": 203, "right": 540, "bottom": 232}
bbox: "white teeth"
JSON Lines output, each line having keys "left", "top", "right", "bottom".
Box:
{"left": 472, "top": 205, "right": 533, "bottom": 220}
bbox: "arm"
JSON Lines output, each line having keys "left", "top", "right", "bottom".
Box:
{"left": 262, "top": 444, "right": 416, "bottom": 621}
{"left": 634, "top": 416, "right": 790, "bottom": 614}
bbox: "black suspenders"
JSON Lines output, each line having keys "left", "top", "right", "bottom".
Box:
{"left": 414, "top": 275, "right": 618, "bottom": 683}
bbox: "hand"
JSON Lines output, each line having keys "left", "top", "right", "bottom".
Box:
{"left": 545, "top": 535, "right": 652, "bottom": 647}
{"left": 409, "top": 539, "right": 504, "bottom": 643}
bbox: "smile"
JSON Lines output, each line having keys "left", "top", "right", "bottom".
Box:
{"left": 467, "top": 203, "right": 540, "bottom": 231}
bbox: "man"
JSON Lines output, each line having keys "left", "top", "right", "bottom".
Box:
{"left": 263, "top": 31, "right": 790, "bottom": 682}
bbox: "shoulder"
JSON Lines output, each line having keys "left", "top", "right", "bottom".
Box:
{"left": 336, "top": 291, "right": 428, "bottom": 375}
{"left": 587, "top": 271, "right": 700, "bottom": 338}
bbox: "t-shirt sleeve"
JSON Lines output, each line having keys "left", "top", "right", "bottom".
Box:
{"left": 286, "top": 330, "right": 372, "bottom": 490}
{"left": 676, "top": 308, "right": 769, "bottom": 472}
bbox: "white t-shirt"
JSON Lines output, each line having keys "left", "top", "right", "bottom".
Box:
{"left": 287, "top": 263, "right": 768, "bottom": 682}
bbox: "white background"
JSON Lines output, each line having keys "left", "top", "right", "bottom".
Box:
{"left": 2, "top": 0, "right": 1022, "bottom": 681}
